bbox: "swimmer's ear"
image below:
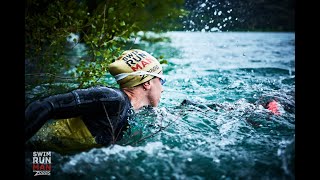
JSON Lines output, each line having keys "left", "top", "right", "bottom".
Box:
{"left": 142, "top": 80, "right": 151, "bottom": 90}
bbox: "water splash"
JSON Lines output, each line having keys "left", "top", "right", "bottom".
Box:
{"left": 183, "top": 0, "right": 235, "bottom": 32}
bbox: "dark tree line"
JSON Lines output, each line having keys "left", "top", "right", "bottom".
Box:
{"left": 25, "top": 0, "right": 186, "bottom": 103}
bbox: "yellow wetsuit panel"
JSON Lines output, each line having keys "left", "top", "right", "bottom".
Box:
{"left": 30, "top": 117, "right": 102, "bottom": 153}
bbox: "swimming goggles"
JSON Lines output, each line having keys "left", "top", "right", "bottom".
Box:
{"left": 114, "top": 71, "right": 166, "bottom": 85}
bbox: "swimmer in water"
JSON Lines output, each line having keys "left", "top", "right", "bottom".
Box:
{"left": 25, "top": 49, "right": 166, "bottom": 153}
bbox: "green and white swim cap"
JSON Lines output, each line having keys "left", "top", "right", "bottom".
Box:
{"left": 108, "top": 49, "right": 163, "bottom": 88}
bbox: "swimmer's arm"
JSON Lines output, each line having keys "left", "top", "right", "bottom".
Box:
{"left": 25, "top": 87, "right": 122, "bottom": 141}
{"left": 25, "top": 91, "right": 81, "bottom": 141}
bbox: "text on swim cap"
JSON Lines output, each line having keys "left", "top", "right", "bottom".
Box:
{"left": 122, "top": 51, "right": 154, "bottom": 71}
{"left": 140, "top": 65, "right": 160, "bottom": 81}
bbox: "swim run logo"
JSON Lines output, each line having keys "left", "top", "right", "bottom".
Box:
{"left": 32, "top": 151, "right": 51, "bottom": 176}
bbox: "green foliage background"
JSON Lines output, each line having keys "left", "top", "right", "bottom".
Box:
{"left": 25, "top": 0, "right": 186, "bottom": 104}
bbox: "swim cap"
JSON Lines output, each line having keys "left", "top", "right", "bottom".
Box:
{"left": 108, "top": 49, "right": 163, "bottom": 88}
{"left": 267, "top": 100, "right": 281, "bottom": 115}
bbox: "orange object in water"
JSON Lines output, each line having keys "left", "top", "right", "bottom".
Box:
{"left": 267, "top": 100, "right": 280, "bottom": 115}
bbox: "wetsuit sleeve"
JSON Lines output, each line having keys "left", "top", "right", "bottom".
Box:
{"left": 25, "top": 99, "right": 54, "bottom": 142}
{"left": 25, "top": 87, "right": 125, "bottom": 142}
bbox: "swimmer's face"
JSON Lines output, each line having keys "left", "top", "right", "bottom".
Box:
{"left": 146, "top": 72, "right": 165, "bottom": 107}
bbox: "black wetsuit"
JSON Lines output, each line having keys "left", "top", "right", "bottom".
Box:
{"left": 25, "top": 86, "right": 134, "bottom": 152}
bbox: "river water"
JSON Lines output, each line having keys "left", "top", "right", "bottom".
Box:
{"left": 25, "top": 31, "right": 295, "bottom": 179}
